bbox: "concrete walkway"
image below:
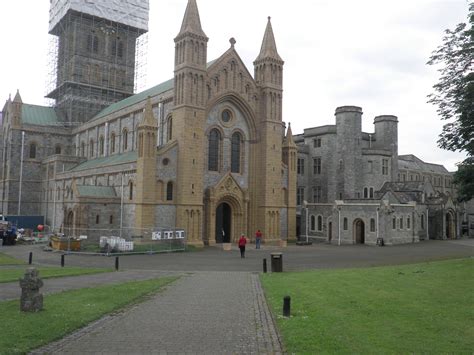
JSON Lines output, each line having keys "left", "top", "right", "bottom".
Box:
{"left": 31, "top": 272, "right": 282, "bottom": 354}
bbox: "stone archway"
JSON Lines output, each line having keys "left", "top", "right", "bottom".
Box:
{"left": 446, "top": 211, "right": 456, "bottom": 239}
{"left": 215, "top": 202, "right": 232, "bottom": 243}
{"left": 353, "top": 219, "right": 365, "bottom": 244}
{"left": 64, "top": 210, "right": 74, "bottom": 236}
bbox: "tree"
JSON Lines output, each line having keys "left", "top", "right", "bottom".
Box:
{"left": 427, "top": 2, "right": 474, "bottom": 201}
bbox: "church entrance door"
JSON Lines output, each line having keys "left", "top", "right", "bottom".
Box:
{"left": 354, "top": 219, "right": 365, "bottom": 244}
{"left": 215, "top": 202, "right": 232, "bottom": 243}
{"left": 446, "top": 211, "right": 455, "bottom": 239}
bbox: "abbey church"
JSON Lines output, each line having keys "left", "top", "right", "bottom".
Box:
{"left": 0, "top": 0, "right": 296, "bottom": 245}
{"left": 1, "top": 0, "right": 470, "bottom": 246}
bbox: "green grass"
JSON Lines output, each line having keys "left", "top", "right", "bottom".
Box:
{"left": 261, "top": 258, "right": 474, "bottom": 354}
{"left": 0, "top": 253, "right": 25, "bottom": 265}
{"left": 0, "top": 267, "right": 112, "bottom": 283}
{"left": 0, "top": 277, "right": 178, "bottom": 354}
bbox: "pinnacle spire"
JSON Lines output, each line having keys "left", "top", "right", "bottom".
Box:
{"left": 13, "top": 89, "right": 22, "bottom": 103}
{"left": 284, "top": 123, "right": 296, "bottom": 147}
{"left": 141, "top": 97, "right": 157, "bottom": 127}
{"left": 177, "top": 0, "right": 207, "bottom": 39}
{"left": 255, "top": 16, "right": 282, "bottom": 63}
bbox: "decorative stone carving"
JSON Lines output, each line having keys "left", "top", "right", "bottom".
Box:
{"left": 19, "top": 268, "right": 44, "bottom": 312}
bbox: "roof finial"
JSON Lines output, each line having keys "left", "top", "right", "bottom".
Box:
{"left": 229, "top": 37, "right": 236, "bottom": 48}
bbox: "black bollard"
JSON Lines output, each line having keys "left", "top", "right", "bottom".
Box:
{"left": 283, "top": 296, "right": 291, "bottom": 317}
{"left": 263, "top": 258, "right": 267, "bottom": 273}
{"left": 61, "top": 254, "right": 65, "bottom": 267}
{"left": 115, "top": 256, "right": 119, "bottom": 271}
{"left": 28, "top": 252, "right": 33, "bottom": 265}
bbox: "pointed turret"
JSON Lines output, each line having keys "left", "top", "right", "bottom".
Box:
{"left": 282, "top": 122, "right": 297, "bottom": 242}
{"left": 283, "top": 123, "right": 296, "bottom": 147}
{"left": 255, "top": 17, "right": 283, "bottom": 63}
{"left": 176, "top": 0, "right": 207, "bottom": 39}
{"left": 13, "top": 90, "right": 22, "bottom": 103}
{"left": 140, "top": 97, "right": 157, "bottom": 127}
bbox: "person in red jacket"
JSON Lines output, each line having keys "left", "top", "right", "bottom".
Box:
{"left": 238, "top": 234, "right": 247, "bottom": 258}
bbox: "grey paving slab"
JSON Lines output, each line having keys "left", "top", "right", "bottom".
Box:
{"left": 32, "top": 272, "right": 283, "bottom": 355}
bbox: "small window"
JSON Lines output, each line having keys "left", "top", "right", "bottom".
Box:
{"left": 208, "top": 129, "right": 220, "bottom": 171}
{"left": 297, "top": 187, "right": 305, "bottom": 206}
{"left": 99, "top": 136, "right": 105, "bottom": 156}
{"left": 81, "top": 142, "right": 85, "bottom": 157}
{"left": 89, "top": 139, "right": 94, "bottom": 157}
{"left": 370, "top": 218, "right": 376, "bottom": 232}
{"left": 297, "top": 158, "right": 305, "bottom": 175}
{"left": 363, "top": 187, "right": 368, "bottom": 199}
{"left": 55, "top": 145, "right": 61, "bottom": 155}
{"left": 109, "top": 215, "right": 113, "bottom": 224}
{"left": 392, "top": 217, "right": 396, "bottom": 229}
{"left": 166, "top": 181, "right": 173, "bottom": 201}
{"left": 313, "top": 138, "right": 321, "bottom": 148}
{"left": 407, "top": 216, "right": 411, "bottom": 229}
{"left": 167, "top": 116, "right": 173, "bottom": 141}
{"left": 343, "top": 218, "right": 348, "bottom": 230}
{"left": 399, "top": 217, "right": 404, "bottom": 229}
{"left": 123, "top": 129, "right": 129, "bottom": 151}
{"left": 313, "top": 157, "right": 321, "bottom": 175}
{"left": 313, "top": 186, "right": 322, "bottom": 203}
{"left": 110, "top": 133, "right": 116, "bottom": 153}
{"left": 221, "top": 109, "right": 232, "bottom": 123}
{"left": 421, "top": 214, "right": 425, "bottom": 230}
{"left": 369, "top": 187, "right": 374, "bottom": 199}
{"left": 382, "top": 159, "right": 389, "bottom": 175}
{"left": 96, "top": 215, "right": 100, "bottom": 224}
{"left": 310, "top": 215, "right": 316, "bottom": 231}
{"left": 129, "top": 181, "right": 133, "bottom": 200}
{"left": 231, "top": 132, "right": 242, "bottom": 173}
{"left": 29, "top": 143, "right": 37, "bottom": 159}
{"left": 317, "top": 215, "right": 323, "bottom": 231}
{"left": 162, "top": 158, "right": 169, "bottom": 166}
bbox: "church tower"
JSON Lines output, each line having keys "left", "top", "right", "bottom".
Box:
{"left": 172, "top": 0, "right": 208, "bottom": 243}
{"left": 282, "top": 123, "right": 297, "bottom": 241}
{"left": 253, "top": 17, "right": 285, "bottom": 240}
{"left": 46, "top": 0, "right": 149, "bottom": 124}
{"left": 135, "top": 98, "right": 158, "bottom": 231}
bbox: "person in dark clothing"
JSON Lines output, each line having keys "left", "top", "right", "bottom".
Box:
{"left": 238, "top": 234, "right": 247, "bottom": 258}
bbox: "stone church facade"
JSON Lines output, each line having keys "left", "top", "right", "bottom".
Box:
{"left": 0, "top": 0, "right": 296, "bottom": 245}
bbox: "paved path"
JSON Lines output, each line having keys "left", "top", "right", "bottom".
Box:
{"left": 32, "top": 272, "right": 282, "bottom": 354}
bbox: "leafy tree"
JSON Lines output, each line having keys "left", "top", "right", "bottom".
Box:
{"left": 427, "top": 2, "right": 474, "bottom": 201}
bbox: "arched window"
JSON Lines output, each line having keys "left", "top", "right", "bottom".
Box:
{"left": 167, "top": 116, "right": 173, "bottom": 141}
{"left": 123, "top": 129, "right": 128, "bottom": 151}
{"left": 81, "top": 141, "right": 85, "bottom": 157}
{"left": 363, "top": 187, "right": 368, "bottom": 199}
{"left": 407, "top": 216, "right": 411, "bottom": 229}
{"left": 89, "top": 139, "right": 94, "bottom": 157}
{"left": 231, "top": 132, "right": 242, "bottom": 173}
{"left": 343, "top": 217, "right": 348, "bottom": 230}
{"left": 99, "top": 136, "right": 104, "bottom": 156}
{"left": 310, "top": 215, "right": 316, "bottom": 231}
{"left": 421, "top": 214, "right": 425, "bottom": 230}
{"left": 370, "top": 218, "right": 376, "bottom": 232}
{"left": 208, "top": 129, "right": 220, "bottom": 171}
{"left": 96, "top": 215, "right": 100, "bottom": 224}
{"left": 392, "top": 217, "right": 397, "bottom": 229}
{"left": 110, "top": 133, "right": 116, "bottom": 153}
{"left": 166, "top": 181, "right": 173, "bottom": 201}
{"left": 129, "top": 181, "right": 133, "bottom": 200}
{"left": 55, "top": 145, "right": 61, "bottom": 155}
{"left": 317, "top": 215, "right": 323, "bottom": 231}
{"left": 399, "top": 217, "right": 404, "bottom": 229}
{"left": 369, "top": 187, "right": 374, "bottom": 199}
{"left": 29, "top": 143, "right": 37, "bottom": 159}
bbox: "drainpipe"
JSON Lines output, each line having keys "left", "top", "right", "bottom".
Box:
{"left": 376, "top": 207, "right": 379, "bottom": 241}
{"left": 426, "top": 208, "right": 429, "bottom": 240}
{"left": 304, "top": 201, "right": 309, "bottom": 244}
{"left": 18, "top": 131, "right": 25, "bottom": 215}
{"left": 52, "top": 185, "right": 57, "bottom": 231}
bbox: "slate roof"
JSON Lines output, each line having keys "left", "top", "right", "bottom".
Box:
{"left": 67, "top": 151, "right": 137, "bottom": 172}
{"left": 22, "top": 104, "right": 60, "bottom": 126}
{"left": 398, "top": 154, "right": 449, "bottom": 174}
{"left": 76, "top": 185, "right": 118, "bottom": 198}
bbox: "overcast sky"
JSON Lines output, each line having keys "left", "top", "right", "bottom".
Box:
{"left": 0, "top": 0, "right": 470, "bottom": 171}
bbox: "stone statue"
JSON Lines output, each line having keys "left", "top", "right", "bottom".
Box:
{"left": 19, "top": 267, "right": 43, "bottom": 312}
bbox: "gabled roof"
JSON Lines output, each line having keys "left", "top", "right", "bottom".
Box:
{"left": 22, "top": 104, "right": 60, "bottom": 126}
{"left": 67, "top": 151, "right": 137, "bottom": 173}
{"left": 93, "top": 79, "right": 174, "bottom": 120}
{"left": 76, "top": 185, "right": 118, "bottom": 199}
{"left": 398, "top": 154, "right": 449, "bottom": 174}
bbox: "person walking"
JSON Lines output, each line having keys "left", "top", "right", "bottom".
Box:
{"left": 238, "top": 234, "right": 247, "bottom": 258}
{"left": 255, "top": 229, "right": 262, "bottom": 249}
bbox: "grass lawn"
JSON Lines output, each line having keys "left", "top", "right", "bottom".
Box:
{"left": 0, "top": 267, "right": 113, "bottom": 283}
{"left": 0, "top": 276, "right": 178, "bottom": 354}
{"left": 261, "top": 258, "right": 474, "bottom": 354}
{"left": 0, "top": 252, "right": 25, "bottom": 265}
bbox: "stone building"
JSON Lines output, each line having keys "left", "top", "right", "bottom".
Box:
{"left": 295, "top": 106, "right": 464, "bottom": 245}
{"left": 0, "top": 0, "right": 297, "bottom": 245}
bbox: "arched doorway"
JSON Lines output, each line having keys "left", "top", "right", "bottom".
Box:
{"left": 215, "top": 202, "right": 232, "bottom": 243}
{"left": 446, "top": 211, "right": 455, "bottom": 239}
{"left": 353, "top": 219, "right": 365, "bottom": 244}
